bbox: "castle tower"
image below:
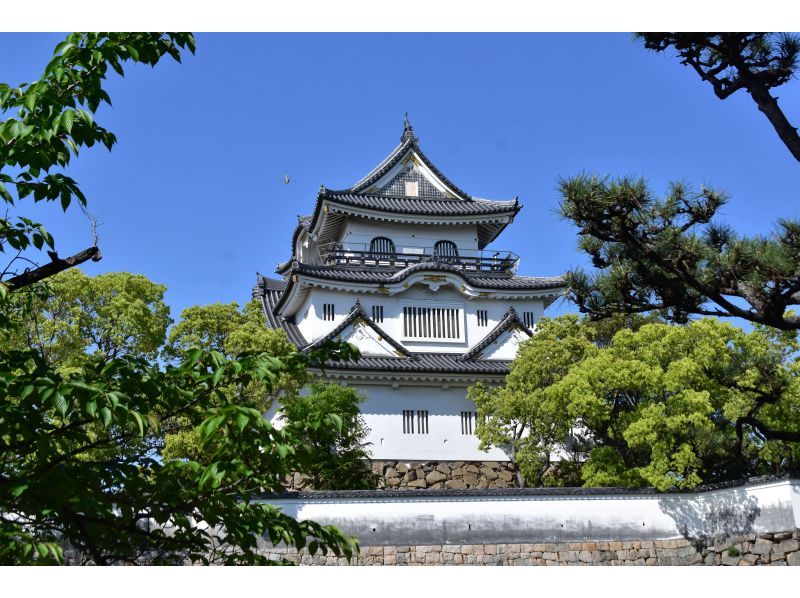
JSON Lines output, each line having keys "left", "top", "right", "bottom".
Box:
{"left": 254, "top": 118, "right": 565, "bottom": 487}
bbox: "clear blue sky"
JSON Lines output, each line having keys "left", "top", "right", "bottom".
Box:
{"left": 2, "top": 33, "right": 799, "bottom": 322}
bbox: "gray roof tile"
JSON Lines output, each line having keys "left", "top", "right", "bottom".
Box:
{"left": 294, "top": 262, "right": 565, "bottom": 290}
{"left": 321, "top": 191, "right": 519, "bottom": 217}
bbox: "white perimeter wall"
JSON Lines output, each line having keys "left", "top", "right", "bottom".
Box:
{"left": 266, "top": 478, "right": 800, "bottom": 546}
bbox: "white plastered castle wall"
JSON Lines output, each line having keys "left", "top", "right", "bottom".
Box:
{"left": 295, "top": 285, "right": 545, "bottom": 353}
{"left": 345, "top": 382, "right": 509, "bottom": 462}
{"left": 338, "top": 220, "right": 481, "bottom": 253}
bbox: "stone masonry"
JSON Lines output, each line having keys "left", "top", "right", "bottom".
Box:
{"left": 284, "top": 461, "right": 520, "bottom": 491}
{"left": 259, "top": 529, "right": 800, "bottom": 566}
{"left": 374, "top": 461, "right": 520, "bottom": 490}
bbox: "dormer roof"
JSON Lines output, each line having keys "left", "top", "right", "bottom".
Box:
{"left": 303, "top": 300, "right": 413, "bottom": 358}
{"left": 295, "top": 117, "right": 521, "bottom": 252}
{"left": 459, "top": 307, "right": 533, "bottom": 361}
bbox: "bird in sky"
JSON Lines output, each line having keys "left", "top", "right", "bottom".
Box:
{"left": 284, "top": 175, "right": 290, "bottom": 185}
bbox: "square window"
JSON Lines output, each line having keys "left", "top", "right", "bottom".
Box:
{"left": 323, "top": 304, "right": 335, "bottom": 321}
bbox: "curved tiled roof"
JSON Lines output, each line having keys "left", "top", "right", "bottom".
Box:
{"left": 321, "top": 352, "right": 511, "bottom": 375}
{"left": 253, "top": 275, "right": 307, "bottom": 347}
{"left": 321, "top": 191, "right": 519, "bottom": 217}
{"left": 293, "top": 262, "right": 566, "bottom": 291}
{"left": 343, "top": 130, "right": 482, "bottom": 203}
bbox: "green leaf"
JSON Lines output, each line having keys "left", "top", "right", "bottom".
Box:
{"left": 125, "top": 45, "right": 140, "bottom": 61}
{"left": 23, "top": 92, "right": 37, "bottom": 112}
{"left": 99, "top": 406, "right": 112, "bottom": 427}
{"left": 199, "top": 414, "right": 225, "bottom": 440}
{"left": 62, "top": 109, "right": 74, "bottom": 133}
{"left": 131, "top": 411, "right": 145, "bottom": 436}
{"left": 53, "top": 393, "right": 68, "bottom": 416}
{"left": 10, "top": 483, "right": 28, "bottom": 498}
{"left": 85, "top": 400, "right": 97, "bottom": 417}
{"left": 235, "top": 411, "right": 249, "bottom": 433}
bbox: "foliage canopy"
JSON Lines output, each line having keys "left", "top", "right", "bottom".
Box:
{"left": 0, "top": 32, "right": 363, "bottom": 565}
{"left": 472, "top": 315, "right": 800, "bottom": 490}
{"left": 559, "top": 33, "right": 800, "bottom": 330}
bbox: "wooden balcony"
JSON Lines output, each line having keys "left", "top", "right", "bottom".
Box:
{"left": 318, "top": 243, "right": 520, "bottom": 274}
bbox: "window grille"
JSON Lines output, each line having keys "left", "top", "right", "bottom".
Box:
{"left": 323, "top": 304, "right": 335, "bottom": 321}
{"left": 402, "top": 305, "right": 462, "bottom": 340}
{"left": 461, "top": 411, "right": 477, "bottom": 435}
{"left": 368, "top": 236, "right": 396, "bottom": 260}
{"left": 402, "top": 410, "right": 429, "bottom": 434}
{"left": 402, "top": 410, "right": 414, "bottom": 434}
{"left": 477, "top": 310, "right": 488, "bottom": 327}
{"left": 523, "top": 311, "right": 535, "bottom": 328}
{"left": 433, "top": 240, "right": 459, "bottom": 264}
{"left": 372, "top": 305, "right": 384, "bottom": 323}
{"left": 416, "top": 410, "right": 429, "bottom": 434}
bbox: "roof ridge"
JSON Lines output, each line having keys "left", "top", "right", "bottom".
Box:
{"left": 459, "top": 306, "right": 532, "bottom": 361}
{"left": 321, "top": 189, "right": 519, "bottom": 205}
{"left": 302, "top": 300, "right": 414, "bottom": 359}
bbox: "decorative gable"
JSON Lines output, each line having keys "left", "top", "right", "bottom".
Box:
{"left": 374, "top": 161, "right": 453, "bottom": 199}
{"left": 460, "top": 307, "right": 533, "bottom": 361}
{"left": 334, "top": 321, "right": 402, "bottom": 357}
{"left": 303, "top": 300, "right": 413, "bottom": 358}
{"left": 478, "top": 327, "right": 530, "bottom": 360}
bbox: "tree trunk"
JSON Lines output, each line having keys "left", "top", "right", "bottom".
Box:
{"left": 748, "top": 84, "right": 800, "bottom": 163}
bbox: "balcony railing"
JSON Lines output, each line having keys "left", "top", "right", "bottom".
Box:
{"left": 317, "top": 243, "right": 520, "bottom": 274}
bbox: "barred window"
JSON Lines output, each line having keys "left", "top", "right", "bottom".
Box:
{"left": 402, "top": 305, "right": 463, "bottom": 341}
{"left": 523, "top": 311, "right": 535, "bottom": 328}
{"left": 402, "top": 410, "right": 429, "bottom": 434}
{"left": 402, "top": 410, "right": 414, "bottom": 434}
{"left": 368, "top": 237, "right": 395, "bottom": 260}
{"left": 477, "top": 310, "right": 488, "bottom": 327}
{"left": 372, "top": 305, "right": 384, "bottom": 323}
{"left": 416, "top": 410, "right": 429, "bottom": 434}
{"left": 323, "top": 304, "right": 335, "bottom": 321}
{"left": 461, "top": 411, "right": 476, "bottom": 435}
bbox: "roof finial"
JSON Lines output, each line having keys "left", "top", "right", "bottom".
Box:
{"left": 401, "top": 112, "right": 416, "bottom": 143}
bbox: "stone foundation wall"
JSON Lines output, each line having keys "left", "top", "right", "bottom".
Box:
{"left": 259, "top": 529, "right": 800, "bottom": 566}
{"left": 374, "top": 461, "right": 519, "bottom": 490}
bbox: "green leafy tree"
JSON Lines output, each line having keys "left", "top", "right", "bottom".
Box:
{"left": 278, "top": 383, "right": 379, "bottom": 491}
{"left": 0, "top": 33, "right": 360, "bottom": 565}
{"left": 2, "top": 269, "right": 171, "bottom": 369}
{"left": 163, "top": 304, "right": 378, "bottom": 491}
{"left": 161, "top": 300, "right": 302, "bottom": 463}
{"left": 469, "top": 316, "right": 597, "bottom": 487}
{"left": 559, "top": 33, "right": 800, "bottom": 331}
{"left": 556, "top": 33, "right": 800, "bottom": 457}
{"left": 474, "top": 315, "right": 800, "bottom": 490}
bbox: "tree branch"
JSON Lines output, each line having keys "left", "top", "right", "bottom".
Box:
{"left": 4, "top": 246, "right": 101, "bottom": 290}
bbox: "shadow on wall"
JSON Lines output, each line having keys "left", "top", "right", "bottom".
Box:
{"left": 658, "top": 488, "right": 761, "bottom": 541}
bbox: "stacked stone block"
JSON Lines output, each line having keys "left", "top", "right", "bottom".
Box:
{"left": 259, "top": 529, "right": 800, "bottom": 566}
{"left": 374, "top": 461, "right": 519, "bottom": 490}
